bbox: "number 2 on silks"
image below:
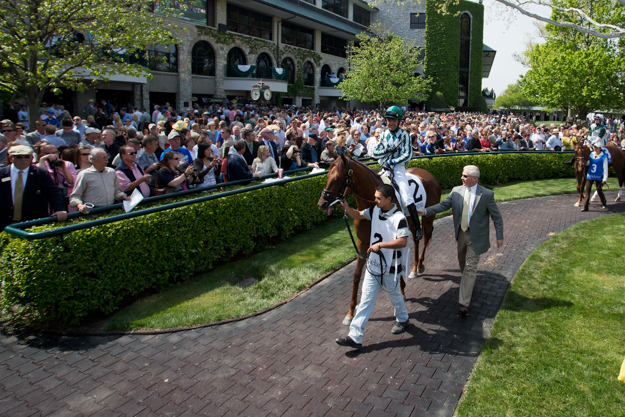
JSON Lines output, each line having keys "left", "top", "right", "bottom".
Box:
{"left": 409, "top": 179, "right": 423, "bottom": 203}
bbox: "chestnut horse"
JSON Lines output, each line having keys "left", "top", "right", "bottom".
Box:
{"left": 317, "top": 154, "right": 441, "bottom": 325}
{"left": 574, "top": 143, "right": 625, "bottom": 206}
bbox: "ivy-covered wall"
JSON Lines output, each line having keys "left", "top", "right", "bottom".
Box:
{"left": 424, "top": 0, "right": 484, "bottom": 110}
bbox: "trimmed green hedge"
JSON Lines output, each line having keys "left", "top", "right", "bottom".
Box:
{"left": 0, "top": 153, "right": 574, "bottom": 324}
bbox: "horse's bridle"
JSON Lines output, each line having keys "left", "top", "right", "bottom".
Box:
{"left": 321, "top": 158, "right": 354, "bottom": 206}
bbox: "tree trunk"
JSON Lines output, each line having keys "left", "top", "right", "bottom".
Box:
{"left": 26, "top": 86, "right": 44, "bottom": 133}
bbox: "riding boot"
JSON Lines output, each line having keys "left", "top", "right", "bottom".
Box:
{"left": 407, "top": 203, "right": 422, "bottom": 241}
{"left": 564, "top": 155, "right": 575, "bottom": 165}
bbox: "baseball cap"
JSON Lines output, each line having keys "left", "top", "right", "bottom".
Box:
{"left": 148, "top": 123, "right": 157, "bottom": 130}
{"left": 84, "top": 127, "right": 101, "bottom": 135}
{"left": 168, "top": 130, "right": 181, "bottom": 140}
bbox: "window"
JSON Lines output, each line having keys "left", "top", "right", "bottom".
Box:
{"left": 353, "top": 5, "right": 370, "bottom": 27}
{"left": 458, "top": 13, "right": 471, "bottom": 107}
{"left": 281, "top": 57, "right": 295, "bottom": 84}
{"left": 227, "top": 5, "right": 272, "bottom": 40}
{"left": 191, "top": 41, "right": 215, "bottom": 76}
{"left": 256, "top": 53, "right": 273, "bottom": 79}
{"left": 281, "top": 22, "right": 314, "bottom": 51}
{"left": 321, "top": 33, "right": 347, "bottom": 58}
{"left": 148, "top": 44, "right": 178, "bottom": 73}
{"left": 154, "top": 0, "right": 210, "bottom": 25}
{"left": 410, "top": 13, "right": 426, "bottom": 29}
{"left": 227, "top": 47, "right": 246, "bottom": 76}
{"left": 322, "top": 0, "right": 347, "bottom": 18}
{"left": 302, "top": 61, "right": 314, "bottom": 86}
{"left": 320, "top": 64, "right": 331, "bottom": 86}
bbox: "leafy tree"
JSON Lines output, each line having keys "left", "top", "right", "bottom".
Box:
{"left": 339, "top": 28, "right": 431, "bottom": 109}
{"left": 495, "top": 80, "right": 539, "bottom": 111}
{"left": 518, "top": 0, "right": 625, "bottom": 119}
{"left": 521, "top": 42, "right": 624, "bottom": 119}
{"left": 0, "top": 0, "right": 179, "bottom": 130}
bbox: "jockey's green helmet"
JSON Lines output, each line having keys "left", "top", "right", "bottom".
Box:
{"left": 384, "top": 106, "right": 403, "bottom": 120}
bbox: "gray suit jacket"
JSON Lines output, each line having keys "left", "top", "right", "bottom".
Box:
{"left": 425, "top": 184, "right": 504, "bottom": 255}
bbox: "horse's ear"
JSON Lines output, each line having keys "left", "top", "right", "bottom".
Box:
{"left": 340, "top": 153, "right": 347, "bottom": 163}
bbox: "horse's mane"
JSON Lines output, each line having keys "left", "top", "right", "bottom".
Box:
{"left": 333, "top": 155, "right": 382, "bottom": 185}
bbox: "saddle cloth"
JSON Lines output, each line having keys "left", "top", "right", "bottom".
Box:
{"left": 380, "top": 172, "right": 427, "bottom": 216}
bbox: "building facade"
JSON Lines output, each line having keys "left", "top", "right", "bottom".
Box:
{"left": 66, "top": 0, "right": 493, "bottom": 114}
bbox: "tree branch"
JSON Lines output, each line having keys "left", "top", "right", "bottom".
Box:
{"left": 496, "top": 0, "right": 625, "bottom": 38}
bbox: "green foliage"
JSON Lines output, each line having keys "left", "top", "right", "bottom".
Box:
{"left": 424, "top": 0, "right": 484, "bottom": 109}
{"left": 0, "top": 153, "right": 574, "bottom": 324}
{"left": 340, "top": 30, "right": 431, "bottom": 107}
{"left": 495, "top": 80, "right": 539, "bottom": 110}
{"left": 522, "top": 42, "right": 625, "bottom": 120}
{"left": 0, "top": 0, "right": 179, "bottom": 130}
{"left": 408, "top": 152, "right": 574, "bottom": 190}
{"left": 426, "top": 91, "right": 447, "bottom": 109}
{"left": 520, "top": 0, "right": 625, "bottom": 119}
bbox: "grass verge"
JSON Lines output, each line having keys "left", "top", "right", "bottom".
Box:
{"left": 456, "top": 213, "right": 625, "bottom": 417}
{"left": 104, "top": 177, "right": 609, "bottom": 331}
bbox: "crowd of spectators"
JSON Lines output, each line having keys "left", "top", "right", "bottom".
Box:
{"left": 2, "top": 99, "right": 625, "bottom": 231}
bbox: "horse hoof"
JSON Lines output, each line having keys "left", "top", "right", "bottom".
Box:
{"left": 574, "top": 202, "right": 580, "bottom": 207}
{"left": 418, "top": 265, "right": 425, "bottom": 274}
{"left": 342, "top": 316, "right": 353, "bottom": 326}
{"left": 616, "top": 196, "right": 621, "bottom": 202}
{"left": 409, "top": 271, "right": 418, "bottom": 279}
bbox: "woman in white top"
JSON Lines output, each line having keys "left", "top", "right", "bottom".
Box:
{"left": 252, "top": 145, "right": 278, "bottom": 176}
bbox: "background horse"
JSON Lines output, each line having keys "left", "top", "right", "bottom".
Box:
{"left": 574, "top": 143, "right": 625, "bottom": 206}
{"left": 318, "top": 154, "right": 441, "bottom": 325}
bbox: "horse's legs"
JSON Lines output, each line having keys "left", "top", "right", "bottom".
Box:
{"left": 416, "top": 215, "right": 435, "bottom": 274}
{"left": 408, "top": 216, "right": 420, "bottom": 278}
{"left": 576, "top": 174, "right": 586, "bottom": 207}
{"left": 345, "top": 242, "right": 367, "bottom": 325}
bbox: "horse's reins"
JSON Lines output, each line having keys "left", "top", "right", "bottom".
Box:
{"left": 321, "top": 158, "right": 373, "bottom": 260}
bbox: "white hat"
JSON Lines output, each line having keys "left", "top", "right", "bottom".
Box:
{"left": 168, "top": 130, "right": 182, "bottom": 140}
{"left": 592, "top": 139, "right": 603, "bottom": 148}
{"left": 8, "top": 145, "right": 34, "bottom": 156}
{"left": 85, "top": 127, "right": 101, "bottom": 135}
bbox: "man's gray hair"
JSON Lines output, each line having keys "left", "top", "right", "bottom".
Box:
{"left": 464, "top": 165, "right": 480, "bottom": 178}
{"left": 472, "top": 129, "right": 480, "bottom": 136}
{"left": 89, "top": 148, "right": 107, "bottom": 163}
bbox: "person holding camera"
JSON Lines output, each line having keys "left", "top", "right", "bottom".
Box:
{"left": 193, "top": 143, "right": 219, "bottom": 187}
{"left": 155, "top": 151, "right": 194, "bottom": 194}
{"left": 115, "top": 145, "right": 152, "bottom": 197}
{"left": 38, "top": 144, "right": 76, "bottom": 208}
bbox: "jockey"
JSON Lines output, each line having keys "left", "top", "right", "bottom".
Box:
{"left": 372, "top": 106, "right": 422, "bottom": 241}
{"left": 590, "top": 114, "right": 608, "bottom": 146}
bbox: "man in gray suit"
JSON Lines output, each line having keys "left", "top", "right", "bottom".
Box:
{"left": 417, "top": 165, "right": 504, "bottom": 315}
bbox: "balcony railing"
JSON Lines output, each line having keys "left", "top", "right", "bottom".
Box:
{"left": 320, "top": 76, "right": 343, "bottom": 87}
{"left": 224, "top": 65, "right": 289, "bottom": 80}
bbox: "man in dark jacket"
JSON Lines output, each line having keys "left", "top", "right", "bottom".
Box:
{"left": 227, "top": 141, "right": 261, "bottom": 181}
{"left": 0, "top": 145, "right": 67, "bottom": 231}
{"left": 241, "top": 128, "right": 260, "bottom": 166}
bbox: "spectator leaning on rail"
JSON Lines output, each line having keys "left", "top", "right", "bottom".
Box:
{"left": 116, "top": 145, "right": 152, "bottom": 197}
{"left": 0, "top": 145, "right": 67, "bottom": 231}
{"left": 70, "top": 148, "right": 129, "bottom": 213}
{"left": 320, "top": 140, "right": 337, "bottom": 164}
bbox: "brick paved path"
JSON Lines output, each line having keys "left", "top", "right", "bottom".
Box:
{"left": 2, "top": 193, "right": 623, "bottom": 417}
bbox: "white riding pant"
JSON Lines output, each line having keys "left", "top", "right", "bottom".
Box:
{"left": 348, "top": 270, "right": 409, "bottom": 345}
{"left": 393, "top": 165, "right": 414, "bottom": 208}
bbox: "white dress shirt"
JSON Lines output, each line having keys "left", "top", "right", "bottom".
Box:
{"left": 10, "top": 164, "right": 28, "bottom": 203}
{"left": 465, "top": 184, "right": 477, "bottom": 226}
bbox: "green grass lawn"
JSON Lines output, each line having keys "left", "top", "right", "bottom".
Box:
{"left": 103, "top": 176, "right": 609, "bottom": 331}
{"left": 456, "top": 213, "right": 625, "bottom": 417}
